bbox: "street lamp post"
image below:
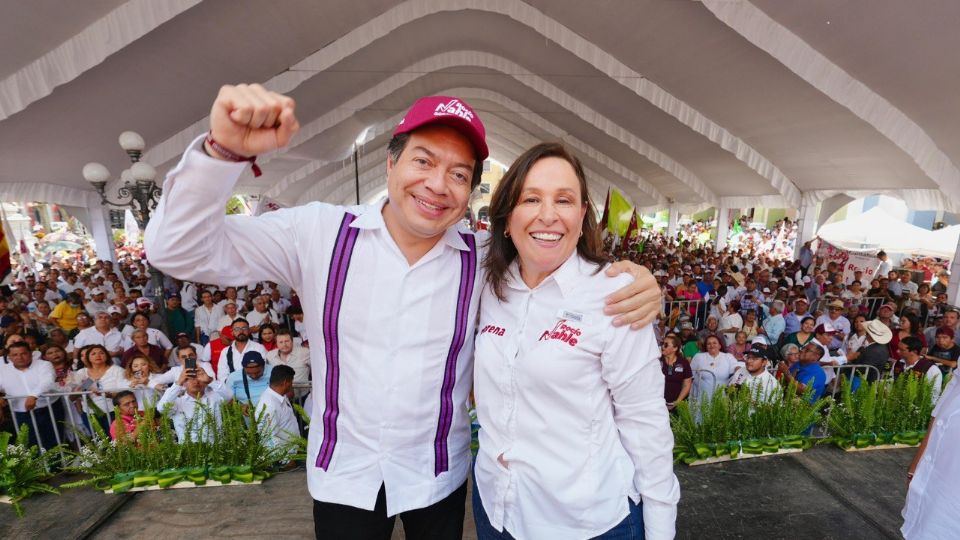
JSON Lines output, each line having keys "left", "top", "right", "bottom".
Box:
{"left": 82, "top": 131, "right": 167, "bottom": 330}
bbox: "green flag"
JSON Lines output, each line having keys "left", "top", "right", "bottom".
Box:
{"left": 606, "top": 189, "right": 633, "bottom": 237}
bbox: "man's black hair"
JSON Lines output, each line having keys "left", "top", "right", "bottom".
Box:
{"left": 270, "top": 365, "right": 295, "bottom": 386}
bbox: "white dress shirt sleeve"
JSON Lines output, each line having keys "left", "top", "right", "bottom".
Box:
{"left": 157, "top": 383, "right": 183, "bottom": 414}
{"left": 599, "top": 325, "right": 680, "bottom": 540}
{"left": 143, "top": 136, "right": 304, "bottom": 291}
{"left": 30, "top": 361, "right": 58, "bottom": 397}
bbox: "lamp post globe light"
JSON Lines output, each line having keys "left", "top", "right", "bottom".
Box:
{"left": 82, "top": 131, "right": 167, "bottom": 328}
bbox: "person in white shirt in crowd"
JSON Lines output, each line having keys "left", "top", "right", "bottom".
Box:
{"left": 193, "top": 288, "right": 223, "bottom": 345}
{"left": 811, "top": 323, "right": 847, "bottom": 385}
{"left": 215, "top": 286, "right": 241, "bottom": 311}
{"left": 269, "top": 287, "right": 291, "bottom": 316}
{"left": 245, "top": 294, "right": 277, "bottom": 335}
{"left": 0, "top": 341, "right": 63, "bottom": 451}
{"left": 121, "top": 311, "right": 173, "bottom": 353}
{"left": 150, "top": 345, "right": 218, "bottom": 393}
{"left": 691, "top": 334, "right": 744, "bottom": 403}
{"left": 156, "top": 362, "right": 229, "bottom": 443}
{"left": 85, "top": 287, "right": 112, "bottom": 316}
{"left": 897, "top": 336, "right": 943, "bottom": 404}
{"left": 841, "top": 281, "right": 864, "bottom": 301}
{"left": 899, "top": 271, "right": 919, "bottom": 299}
{"left": 718, "top": 299, "right": 744, "bottom": 347}
{"left": 815, "top": 299, "right": 850, "bottom": 351}
{"left": 473, "top": 143, "right": 677, "bottom": 540}
{"left": 73, "top": 311, "right": 125, "bottom": 363}
{"left": 217, "top": 299, "right": 241, "bottom": 331}
{"left": 143, "top": 85, "right": 659, "bottom": 540}
{"left": 266, "top": 328, "right": 310, "bottom": 384}
{"left": 215, "top": 318, "right": 266, "bottom": 382}
{"left": 902, "top": 373, "right": 960, "bottom": 539}
{"left": 73, "top": 344, "right": 127, "bottom": 436}
{"left": 168, "top": 332, "right": 204, "bottom": 369}
{"left": 844, "top": 314, "right": 869, "bottom": 362}
{"left": 179, "top": 280, "right": 199, "bottom": 313}
{"left": 121, "top": 354, "right": 164, "bottom": 410}
{"left": 728, "top": 343, "right": 780, "bottom": 402}
{"left": 255, "top": 364, "right": 300, "bottom": 455}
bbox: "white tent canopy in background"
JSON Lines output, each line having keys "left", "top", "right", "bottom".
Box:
{"left": 817, "top": 207, "right": 955, "bottom": 258}
{"left": 1, "top": 0, "right": 960, "bottom": 214}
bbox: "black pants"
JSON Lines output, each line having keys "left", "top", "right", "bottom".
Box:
{"left": 313, "top": 481, "right": 467, "bottom": 540}
{"left": 15, "top": 400, "right": 65, "bottom": 451}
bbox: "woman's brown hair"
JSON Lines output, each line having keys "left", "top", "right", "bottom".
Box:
{"left": 123, "top": 354, "right": 162, "bottom": 379}
{"left": 483, "top": 142, "right": 606, "bottom": 302}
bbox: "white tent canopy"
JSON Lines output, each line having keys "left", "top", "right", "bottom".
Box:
{"left": 817, "top": 207, "right": 953, "bottom": 258}
{"left": 0, "top": 0, "right": 959, "bottom": 215}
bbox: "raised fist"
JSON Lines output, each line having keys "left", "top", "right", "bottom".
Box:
{"left": 208, "top": 83, "right": 300, "bottom": 158}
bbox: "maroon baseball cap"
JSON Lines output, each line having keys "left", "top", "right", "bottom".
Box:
{"left": 393, "top": 96, "right": 488, "bottom": 161}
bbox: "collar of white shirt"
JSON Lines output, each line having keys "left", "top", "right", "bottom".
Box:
{"left": 349, "top": 199, "right": 470, "bottom": 252}
{"left": 504, "top": 251, "right": 588, "bottom": 297}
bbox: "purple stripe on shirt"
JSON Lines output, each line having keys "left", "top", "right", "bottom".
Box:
{"left": 316, "top": 212, "right": 359, "bottom": 470}
{"left": 434, "top": 233, "right": 477, "bottom": 475}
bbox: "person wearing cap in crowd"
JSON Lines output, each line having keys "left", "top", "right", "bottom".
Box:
{"left": 927, "top": 327, "right": 960, "bottom": 374}
{"left": 816, "top": 299, "right": 850, "bottom": 351}
{"left": 216, "top": 299, "right": 240, "bottom": 330}
{"left": 810, "top": 322, "right": 847, "bottom": 383}
{"left": 777, "top": 341, "right": 828, "bottom": 403}
{"left": 73, "top": 311, "right": 124, "bottom": 362}
{"left": 168, "top": 331, "right": 204, "bottom": 369}
{"left": 108, "top": 305, "right": 131, "bottom": 335}
{"left": 255, "top": 364, "right": 299, "bottom": 455}
{"left": 85, "top": 287, "right": 111, "bottom": 316}
{"left": 143, "top": 85, "right": 660, "bottom": 539}
{"left": 877, "top": 302, "right": 901, "bottom": 328}
{"left": 855, "top": 319, "right": 892, "bottom": 382}
{"left": 896, "top": 336, "right": 943, "bottom": 404}
{"left": 224, "top": 350, "right": 273, "bottom": 409}
{"left": 729, "top": 343, "right": 780, "bottom": 402}
{"left": 156, "top": 358, "right": 230, "bottom": 443}
{"left": 924, "top": 308, "right": 959, "bottom": 347}
{"left": 165, "top": 292, "right": 194, "bottom": 338}
{"left": 194, "top": 288, "right": 223, "bottom": 345}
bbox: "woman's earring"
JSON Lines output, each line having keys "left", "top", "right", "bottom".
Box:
{"left": 504, "top": 230, "right": 510, "bottom": 238}
{"left": 580, "top": 230, "right": 584, "bottom": 238}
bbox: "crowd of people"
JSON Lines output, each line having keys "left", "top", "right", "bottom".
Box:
{"left": 604, "top": 228, "right": 959, "bottom": 410}
{"left": 0, "top": 252, "right": 309, "bottom": 455}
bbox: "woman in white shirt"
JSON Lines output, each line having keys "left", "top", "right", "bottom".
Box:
{"left": 73, "top": 344, "right": 127, "bottom": 436}
{"left": 718, "top": 299, "right": 743, "bottom": 347}
{"left": 690, "top": 334, "right": 743, "bottom": 403}
{"left": 473, "top": 143, "right": 678, "bottom": 540}
{"left": 121, "top": 311, "right": 173, "bottom": 352}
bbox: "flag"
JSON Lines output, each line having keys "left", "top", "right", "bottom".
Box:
{"left": 732, "top": 218, "right": 742, "bottom": 235}
{"left": 606, "top": 189, "right": 633, "bottom": 237}
{"left": 599, "top": 187, "right": 611, "bottom": 241}
{"left": 124, "top": 209, "right": 140, "bottom": 246}
{"left": 619, "top": 210, "right": 640, "bottom": 257}
{"left": 0, "top": 207, "right": 12, "bottom": 283}
{"left": 254, "top": 196, "right": 286, "bottom": 216}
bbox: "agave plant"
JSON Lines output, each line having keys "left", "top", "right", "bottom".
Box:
{"left": 0, "top": 425, "right": 61, "bottom": 517}
{"left": 827, "top": 374, "right": 939, "bottom": 449}
{"left": 65, "top": 401, "right": 306, "bottom": 492}
{"left": 672, "top": 382, "right": 827, "bottom": 464}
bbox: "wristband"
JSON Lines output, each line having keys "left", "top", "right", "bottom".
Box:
{"left": 204, "top": 132, "right": 262, "bottom": 177}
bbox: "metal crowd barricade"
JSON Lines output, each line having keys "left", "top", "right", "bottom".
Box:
{"left": 820, "top": 364, "right": 882, "bottom": 432}
{"left": 690, "top": 369, "right": 718, "bottom": 403}
{"left": 1, "top": 388, "right": 142, "bottom": 471}
{"left": 663, "top": 299, "right": 707, "bottom": 330}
